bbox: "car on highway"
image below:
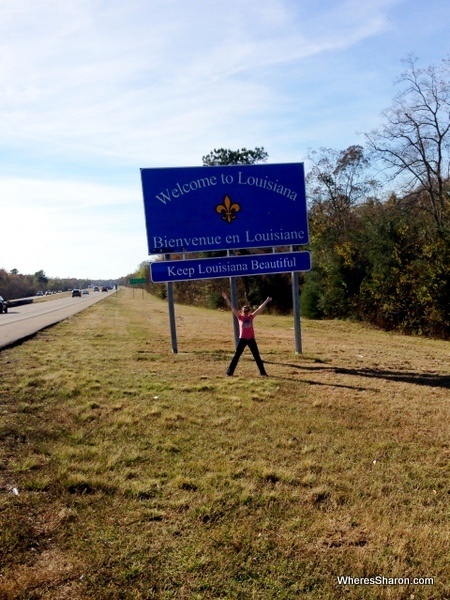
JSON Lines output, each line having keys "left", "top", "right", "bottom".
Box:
{"left": 82, "top": 289, "right": 90, "bottom": 295}
{"left": 36, "top": 291, "right": 44, "bottom": 297}
{"left": 72, "top": 289, "right": 82, "bottom": 298}
{"left": 0, "top": 295, "right": 9, "bottom": 314}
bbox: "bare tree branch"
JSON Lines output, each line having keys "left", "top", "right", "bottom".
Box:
{"left": 365, "top": 55, "right": 450, "bottom": 229}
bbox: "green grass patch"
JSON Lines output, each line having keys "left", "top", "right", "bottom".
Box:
{"left": 0, "top": 288, "right": 449, "bottom": 598}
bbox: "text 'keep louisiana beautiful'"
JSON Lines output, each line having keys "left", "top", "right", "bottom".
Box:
{"left": 150, "top": 251, "right": 312, "bottom": 283}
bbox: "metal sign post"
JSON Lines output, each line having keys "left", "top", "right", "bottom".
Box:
{"left": 227, "top": 251, "right": 240, "bottom": 347}
{"left": 290, "top": 245, "right": 304, "bottom": 354}
{"left": 167, "top": 282, "right": 178, "bottom": 354}
{"left": 291, "top": 270, "right": 302, "bottom": 354}
{"left": 165, "top": 256, "right": 178, "bottom": 353}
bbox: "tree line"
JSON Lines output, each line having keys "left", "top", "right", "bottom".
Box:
{"left": 302, "top": 56, "right": 450, "bottom": 338}
{"left": 0, "top": 268, "right": 114, "bottom": 299}
{"left": 138, "top": 56, "right": 450, "bottom": 339}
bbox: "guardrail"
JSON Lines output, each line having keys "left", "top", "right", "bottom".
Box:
{"left": 7, "top": 298, "right": 34, "bottom": 307}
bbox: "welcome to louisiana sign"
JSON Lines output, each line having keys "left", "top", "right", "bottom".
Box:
{"left": 140, "top": 163, "right": 309, "bottom": 254}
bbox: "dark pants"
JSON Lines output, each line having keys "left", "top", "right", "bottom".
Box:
{"left": 226, "top": 337, "right": 267, "bottom": 376}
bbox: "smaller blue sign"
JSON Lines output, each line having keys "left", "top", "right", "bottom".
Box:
{"left": 150, "top": 251, "right": 311, "bottom": 283}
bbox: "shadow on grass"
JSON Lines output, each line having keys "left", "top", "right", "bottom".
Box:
{"left": 272, "top": 375, "right": 373, "bottom": 391}
{"left": 264, "top": 361, "right": 450, "bottom": 389}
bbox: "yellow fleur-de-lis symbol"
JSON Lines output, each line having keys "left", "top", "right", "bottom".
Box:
{"left": 216, "top": 195, "right": 241, "bottom": 224}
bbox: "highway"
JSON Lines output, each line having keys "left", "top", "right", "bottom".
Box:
{"left": 0, "top": 290, "right": 116, "bottom": 350}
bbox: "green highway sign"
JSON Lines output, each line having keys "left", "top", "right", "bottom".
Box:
{"left": 130, "top": 278, "right": 146, "bottom": 284}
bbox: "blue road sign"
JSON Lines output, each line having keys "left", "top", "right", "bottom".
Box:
{"left": 141, "top": 163, "right": 309, "bottom": 254}
{"left": 150, "top": 251, "right": 311, "bottom": 283}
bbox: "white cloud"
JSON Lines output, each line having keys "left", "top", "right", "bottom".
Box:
{"left": 0, "top": 177, "right": 145, "bottom": 278}
{"left": 0, "top": 0, "right": 396, "bottom": 159}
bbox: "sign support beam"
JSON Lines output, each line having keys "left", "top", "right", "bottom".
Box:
{"left": 227, "top": 250, "right": 240, "bottom": 347}
{"left": 291, "top": 272, "right": 302, "bottom": 354}
{"left": 291, "top": 247, "right": 302, "bottom": 354}
{"left": 165, "top": 255, "right": 178, "bottom": 354}
{"left": 230, "top": 277, "right": 239, "bottom": 347}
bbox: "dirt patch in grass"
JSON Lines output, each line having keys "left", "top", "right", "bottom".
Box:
{"left": 0, "top": 288, "right": 449, "bottom": 598}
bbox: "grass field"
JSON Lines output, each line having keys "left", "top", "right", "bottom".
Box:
{"left": 1, "top": 288, "right": 449, "bottom": 599}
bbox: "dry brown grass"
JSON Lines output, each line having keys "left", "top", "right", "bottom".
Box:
{"left": 0, "top": 288, "right": 449, "bottom": 599}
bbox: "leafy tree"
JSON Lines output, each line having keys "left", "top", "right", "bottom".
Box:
{"left": 357, "top": 193, "right": 450, "bottom": 337}
{"left": 306, "top": 145, "right": 373, "bottom": 237}
{"left": 136, "top": 261, "right": 149, "bottom": 282}
{"left": 34, "top": 270, "right": 48, "bottom": 288}
{"left": 202, "top": 147, "right": 268, "bottom": 166}
{"left": 365, "top": 55, "right": 450, "bottom": 230}
{"left": 303, "top": 146, "right": 374, "bottom": 318}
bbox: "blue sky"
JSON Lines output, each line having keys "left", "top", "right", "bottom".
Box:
{"left": 1, "top": 0, "right": 449, "bottom": 280}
